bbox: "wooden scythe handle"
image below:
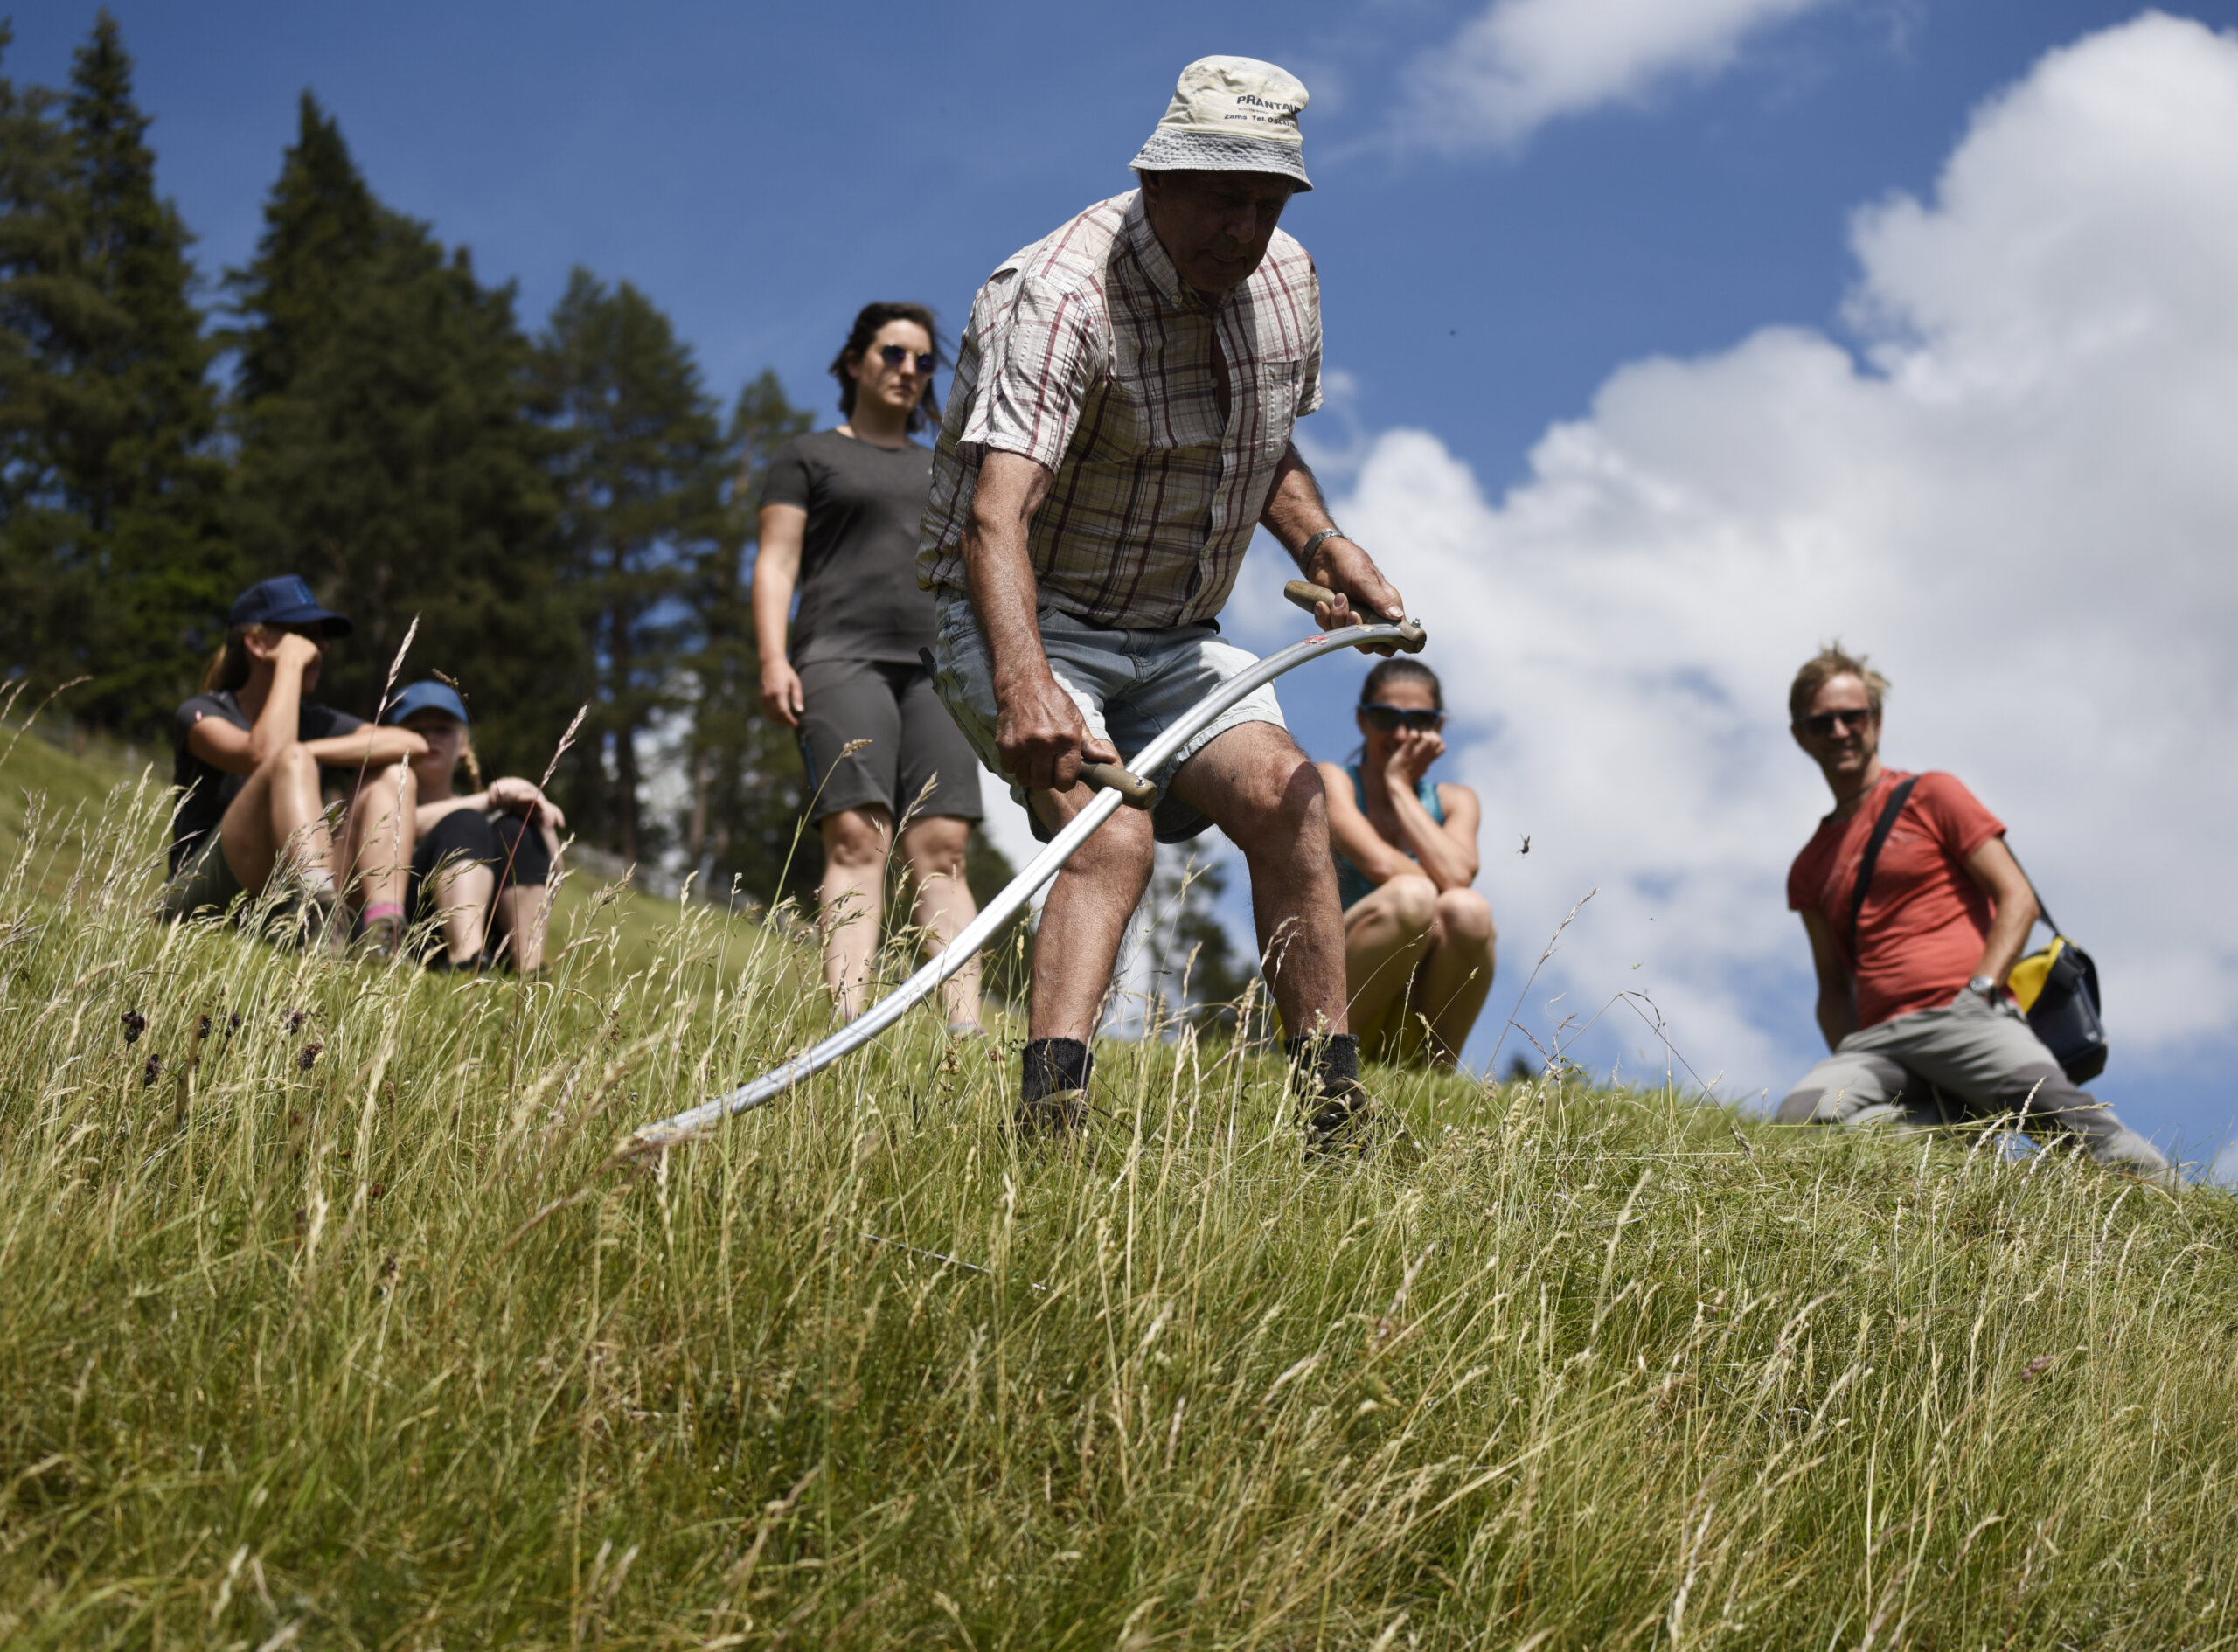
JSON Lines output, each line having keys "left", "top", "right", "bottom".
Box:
{"left": 1079, "top": 761, "right": 1158, "bottom": 809}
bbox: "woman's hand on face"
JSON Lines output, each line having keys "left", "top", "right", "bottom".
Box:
{"left": 271, "top": 631, "right": 323, "bottom": 674}
{"left": 1385, "top": 727, "right": 1445, "bottom": 788}
{"left": 760, "top": 658, "right": 805, "bottom": 727}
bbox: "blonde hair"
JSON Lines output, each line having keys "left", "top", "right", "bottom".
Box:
{"left": 200, "top": 626, "right": 259, "bottom": 694}
{"left": 457, "top": 732, "right": 483, "bottom": 790}
{"left": 1789, "top": 643, "right": 1889, "bottom": 725}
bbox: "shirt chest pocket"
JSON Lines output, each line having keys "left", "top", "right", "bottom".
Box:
{"left": 1247, "top": 356, "right": 1305, "bottom": 461}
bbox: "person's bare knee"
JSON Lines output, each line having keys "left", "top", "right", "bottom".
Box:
{"left": 1382, "top": 874, "right": 1439, "bottom": 937}
{"left": 822, "top": 808, "right": 892, "bottom": 872}
{"left": 900, "top": 816, "right": 970, "bottom": 884}
{"left": 1435, "top": 888, "right": 1493, "bottom": 947}
{"left": 1176, "top": 725, "right": 1325, "bottom": 856}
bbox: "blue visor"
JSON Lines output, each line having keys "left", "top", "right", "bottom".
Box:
{"left": 384, "top": 679, "right": 469, "bottom": 726}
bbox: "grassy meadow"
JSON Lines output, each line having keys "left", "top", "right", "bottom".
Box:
{"left": 3, "top": 736, "right": 2238, "bottom": 1649}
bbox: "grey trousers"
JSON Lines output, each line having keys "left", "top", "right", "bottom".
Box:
{"left": 1774, "top": 988, "right": 2169, "bottom": 1177}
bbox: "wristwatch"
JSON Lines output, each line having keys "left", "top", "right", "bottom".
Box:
{"left": 1967, "top": 975, "right": 2000, "bottom": 1002}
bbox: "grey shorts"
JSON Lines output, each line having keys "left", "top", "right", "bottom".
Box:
{"left": 929, "top": 590, "right": 1287, "bottom": 845}
{"left": 1773, "top": 987, "right": 2167, "bottom": 1175}
{"left": 159, "top": 831, "right": 245, "bottom": 922}
{"left": 796, "top": 656, "right": 983, "bottom": 827}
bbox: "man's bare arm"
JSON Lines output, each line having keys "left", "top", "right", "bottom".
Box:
{"left": 1799, "top": 909, "right": 1858, "bottom": 1051}
{"left": 1962, "top": 836, "right": 2040, "bottom": 988}
{"left": 960, "top": 451, "right": 1116, "bottom": 792}
{"left": 1260, "top": 443, "right": 1405, "bottom": 635}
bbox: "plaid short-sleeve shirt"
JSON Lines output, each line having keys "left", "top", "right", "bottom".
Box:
{"left": 917, "top": 190, "right": 1323, "bottom": 628}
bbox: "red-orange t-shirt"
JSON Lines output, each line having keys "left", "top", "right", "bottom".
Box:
{"left": 1787, "top": 770, "right": 2005, "bottom": 1031}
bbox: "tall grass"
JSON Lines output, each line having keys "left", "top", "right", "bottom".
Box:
{"left": 3, "top": 753, "right": 2237, "bottom": 1648}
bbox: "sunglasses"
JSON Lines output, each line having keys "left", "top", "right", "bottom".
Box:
{"left": 1800, "top": 708, "right": 1875, "bottom": 736}
{"left": 1359, "top": 703, "right": 1444, "bottom": 732}
{"left": 878, "top": 344, "right": 935, "bottom": 374}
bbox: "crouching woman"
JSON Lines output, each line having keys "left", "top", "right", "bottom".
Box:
{"left": 163, "top": 575, "right": 425, "bottom": 954}
{"left": 386, "top": 680, "right": 565, "bottom": 972}
{"left": 1316, "top": 659, "right": 1496, "bottom": 1068}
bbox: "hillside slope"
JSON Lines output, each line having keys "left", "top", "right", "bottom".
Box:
{"left": 1, "top": 753, "right": 2235, "bottom": 1648}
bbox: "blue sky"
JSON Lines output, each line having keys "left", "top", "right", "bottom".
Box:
{"left": 10, "top": 0, "right": 2237, "bottom": 1160}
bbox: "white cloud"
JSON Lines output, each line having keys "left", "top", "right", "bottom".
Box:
{"left": 1400, "top": 0, "right": 1835, "bottom": 149}
{"left": 1238, "top": 12, "right": 2238, "bottom": 1103}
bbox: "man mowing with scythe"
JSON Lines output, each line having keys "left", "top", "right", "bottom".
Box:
{"left": 921, "top": 56, "right": 1408, "bottom": 1147}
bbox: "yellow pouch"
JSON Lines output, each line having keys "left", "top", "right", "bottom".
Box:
{"left": 2006, "top": 935, "right": 2064, "bottom": 1013}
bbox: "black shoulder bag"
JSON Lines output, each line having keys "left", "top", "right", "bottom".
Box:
{"left": 2005, "top": 861, "right": 2109, "bottom": 1085}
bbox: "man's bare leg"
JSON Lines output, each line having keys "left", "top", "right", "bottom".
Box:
{"left": 1168, "top": 721, "right": 1347, "bottom": 1038}
{"left": 897, "top": 815, "right": 983, "bottom": 1030}
{"left": 1024, "top": 784, "right": 1156, "bottom": 1043}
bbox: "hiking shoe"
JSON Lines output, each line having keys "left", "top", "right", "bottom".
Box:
{"left": 1012, "top": 1089, "right": 1087, "bottom": 1140}
{"left": 352, "top": 912, "right": 404, "bottom": 962}
{"left": 1303, "top": 1078, "right": 1380, "bottom": 1160}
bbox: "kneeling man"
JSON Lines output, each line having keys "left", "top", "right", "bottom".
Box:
{"left": 1775, "top": 646, "right": 2166, "bottom": 1176}
{"left": 921, "top": 56, "right": 1405, "bottom": 1142}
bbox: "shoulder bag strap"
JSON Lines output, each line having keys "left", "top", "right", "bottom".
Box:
{"left": 1847, "top": 774, "right": 1919, "bottom": 957}
{"left": 1999, "top": 843, "right": 2061, "bottom": 938}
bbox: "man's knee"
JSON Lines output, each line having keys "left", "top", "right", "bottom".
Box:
{"left": 1773, "top": 1052, "right": 1909, "bottom": 1127}
{"left": 1434, "top": 887, "right": 1493, "bottom": 947}
{"left": 1773, "top": 1086, "right": 1831, "bottom": 1125}
{"left": 1064, "top": 802, "right": 1155, "bottom": 880}
{"left": 1185, "top": 726, "right": 1324, "bottom": 849}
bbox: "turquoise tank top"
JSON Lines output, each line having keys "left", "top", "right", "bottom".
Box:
{"left": 1334, "top": 761, "right": 1445, "bottom": 911}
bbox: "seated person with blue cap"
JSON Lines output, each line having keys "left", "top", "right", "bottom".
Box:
{"left": 164, "top": 574, "right": 427, "bottom": 954}
{"left": 387, "top": 679, "right": 566, "bottom": 972}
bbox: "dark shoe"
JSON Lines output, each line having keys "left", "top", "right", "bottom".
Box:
{"left": 352, "top": 912, "right": 404, "bottom": 961}
{"left": 1012, "top": 1089, "right": 1087, "bottom": 1139}
{"left": 1304, "top": 1078, "right": 1379, "bottom": 1160}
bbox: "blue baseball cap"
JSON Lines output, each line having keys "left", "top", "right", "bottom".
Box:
{"left": 384, "top": 679, "right": 469, "bottom": 727}
{"left": 227, "top": 574, "right": 353, "bottom": 638}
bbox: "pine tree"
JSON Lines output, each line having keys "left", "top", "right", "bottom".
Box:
{"left": 228, "top": 94, "right": 567, "bottom": 778}
{"left": 0, "top": 14, "right": 232, "bottom": 728}
{"left": 680, "top": 368, "right": 814, "bottom": 905}
{"left": 532, "top": 268, "right": 729, "bottom": 864}
{"left": 0, "top": 27, "right": 77, "bottom": 693}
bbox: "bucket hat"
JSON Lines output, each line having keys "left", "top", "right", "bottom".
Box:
{"left": 1131, "top": 56, "right": 1312, "bottom": 191}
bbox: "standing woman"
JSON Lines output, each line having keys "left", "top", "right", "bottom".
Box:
{"left": 1317, "top": 660, "right": 1497, "bottom": 1067}
{"left": 753, "top": 302, "right": 985, "bottom": 1030}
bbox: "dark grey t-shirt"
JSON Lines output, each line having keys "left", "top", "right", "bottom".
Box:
{"left": 169, "top": 691, "right": 365, "bottom": 874}
{"left": 761, "top": 429, "right": 936, "bottom": 666}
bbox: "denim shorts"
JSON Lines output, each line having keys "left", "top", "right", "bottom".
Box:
{"left": 929, "top": 590, "right": 1288, "bottom": 844}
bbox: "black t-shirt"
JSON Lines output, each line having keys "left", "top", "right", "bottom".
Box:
{"left": 169, "top": 691, "right": 366, "bottom": 873}
{"left": 761, "top": 428, "right": 936, "bottom": 665}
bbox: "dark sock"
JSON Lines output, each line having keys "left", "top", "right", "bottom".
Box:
{"left": 1021, "top": 1038, "right": 1093, "bottom": 1104}
{"left": 1285, "top": 1032, "right": 1360, "bottom": 1099}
